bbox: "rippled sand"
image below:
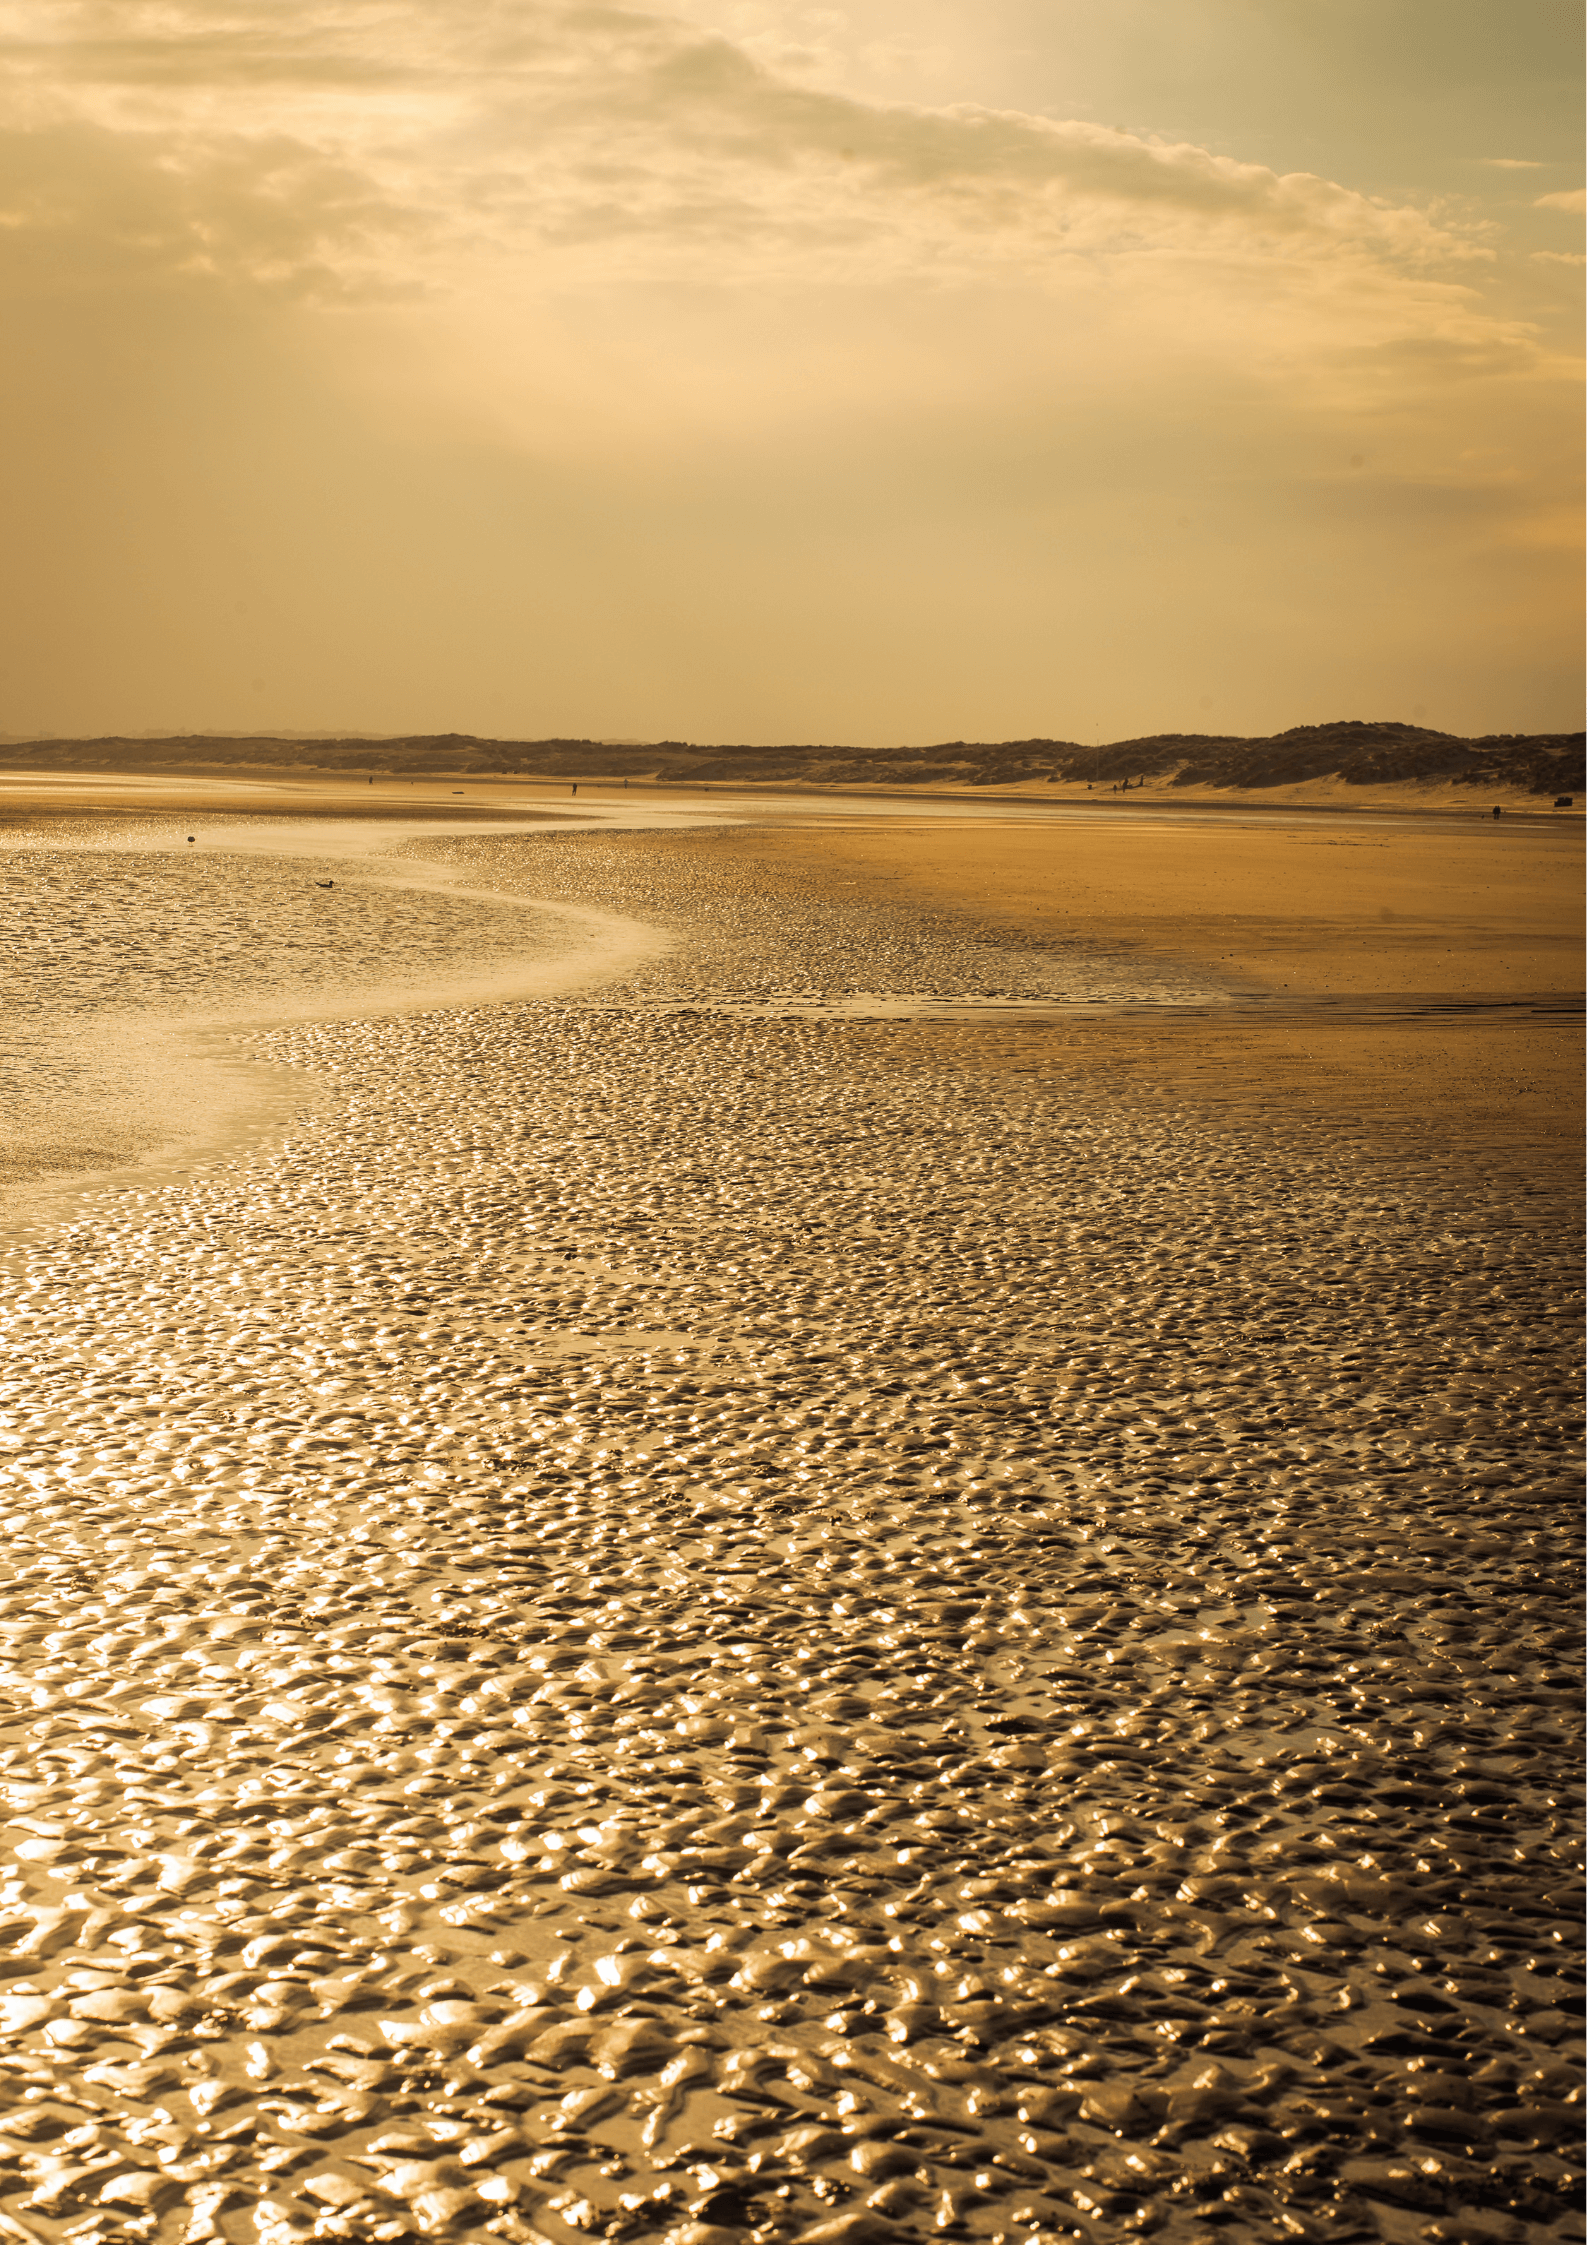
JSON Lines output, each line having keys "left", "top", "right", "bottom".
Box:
{"left": 0, "top": 813, "right": 1580, "bottom": 2245}
{"left": 0, "top": 821, "right": 661, "bottom": 1211}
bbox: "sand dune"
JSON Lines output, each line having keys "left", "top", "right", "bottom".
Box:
{"left": 0, "top": 718, "right": 1581, "bottom": 811}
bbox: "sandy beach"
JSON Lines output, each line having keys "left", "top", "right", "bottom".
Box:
{"left": 606, "top": 810, "right": 1583, "bottom": 1173}
{"left": 0, "top": 787, "right": 1579, "bottom": 2245}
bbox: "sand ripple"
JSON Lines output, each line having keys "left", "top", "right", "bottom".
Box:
{"left": 0, "top": 829, "right": 1579, "bottom": 2245}
{"left": 0, "top": 842, "right": 642, "bottom": 1202}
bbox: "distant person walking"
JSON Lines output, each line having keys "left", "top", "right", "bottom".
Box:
{"left": 571, "top": 784, "right": 578, "bottom": 796}
{"left": 1493, "top": 806, "right": 1503, "bottom": 820}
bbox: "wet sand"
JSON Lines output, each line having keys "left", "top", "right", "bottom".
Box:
{"left": 0, "top": 794, "right": 1580, "bottom": 2245}
{"left": 620, "top": 814, "right": 1582, "bottom": 1173}
{"left": 752, "top": 813, "right": 1582, "bottom": 996}
{"left": 0, "top": 776, "right": 594, "bottom": 823}
{"left": 0, "top": 812, "right": 668, "bottom": 1221}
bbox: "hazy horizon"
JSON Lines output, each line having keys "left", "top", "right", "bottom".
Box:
{"left": 4, "top": 0, "right": 1582, "bottom": 744}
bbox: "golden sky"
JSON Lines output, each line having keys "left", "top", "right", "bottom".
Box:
{"left": 2, "top": 0, "right": 1582, "bottom": 744}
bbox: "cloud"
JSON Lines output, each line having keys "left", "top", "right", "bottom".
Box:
{"left": 0, "top": 0, "right": 1493, "bottom": 307}
{"left": 0, "top": 1, "right": 1575, "bottom": 754}
{"left": 0, "top": 118, "right": 428, "bottom": 301}
{"left": 1535, "top": 187, "right": 1586, "bottom": 214}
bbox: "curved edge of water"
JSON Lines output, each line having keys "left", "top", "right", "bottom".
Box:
{"left": 1, "top": 839, "right": 675, "bottom": 1241}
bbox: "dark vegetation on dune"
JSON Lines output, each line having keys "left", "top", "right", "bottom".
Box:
{"left": 1, "top": 720, "right": 1582, "bottom": 795}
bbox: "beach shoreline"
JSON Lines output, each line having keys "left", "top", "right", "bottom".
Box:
{"left": 7, "top": 778, "right": 1578, "bottom": 1217}
{"left": 0, "top": 780, "right": 1579, "bottom": 2245}
{"left": 1, "top": 758, "right": 1582, "bottom": 827}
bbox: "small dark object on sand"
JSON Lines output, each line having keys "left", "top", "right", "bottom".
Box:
{"left": 316, "top": 880, "right": 334, "bottom": 889}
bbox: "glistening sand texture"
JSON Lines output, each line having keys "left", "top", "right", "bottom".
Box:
{"left": 0, "top": 833, "right": 655, "bottom": 1204}
{"left": 387, "top": 828, "right": 1234, "bottom": 1017}
{"left": 0, "top": 823, "right": 1580, "bottom": 2245}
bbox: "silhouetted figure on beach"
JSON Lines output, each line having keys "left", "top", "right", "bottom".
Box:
{"left": 1493, "top": 806, "right": 1503, "bottom": 820}
{"left": 571, "top": 785, "right": 578, "bottom": 796}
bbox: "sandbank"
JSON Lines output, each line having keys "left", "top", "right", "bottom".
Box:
{"left": 628, "top": 811, "right": 1584, "bottom": 1182}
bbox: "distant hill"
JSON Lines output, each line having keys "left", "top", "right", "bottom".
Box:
{"left": 0, "top": 720, "right": 1580, "bottom": 796}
